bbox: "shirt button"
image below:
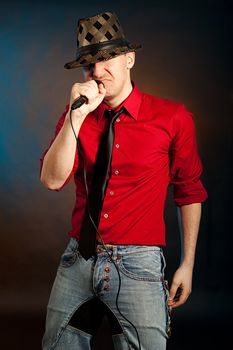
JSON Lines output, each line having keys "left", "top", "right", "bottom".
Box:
{"left": 104, "top": 275, "right": 110, "bottom": 282}
{"left": 103, "top": 213, "right": 109, "bottom": 219}
{"left": 110, "top": 191, "right": 114, "bottom": 196}
{"left": 104, "top": 284, "right": 110, "bottom": 290}
{"left": 115, "top": 144, "right": 120, "bottom": 148}
{"left": 105, "top": 266, "right": 110, "bottom": 273}
{"left": 115, "top": 170, "right": 120, "bottom": 175}
{"left": 116, "top": 118, "right": 120, "bottom": 122}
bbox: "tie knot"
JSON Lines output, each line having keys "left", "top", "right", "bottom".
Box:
{"left": 104, "top": 107, "right": 125, "bottom": 124}
{"left": 105, "top": 109, "right": 115, "bottom": 121}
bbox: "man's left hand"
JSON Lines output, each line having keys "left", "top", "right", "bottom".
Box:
{"left": 168, "top": 263, "right": 193, "bottom": 308}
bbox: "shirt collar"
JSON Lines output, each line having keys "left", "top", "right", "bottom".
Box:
{"left": 95, "top": 81, "right": 142, "bottom": 121}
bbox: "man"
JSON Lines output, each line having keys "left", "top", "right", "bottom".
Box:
{"left": 40, "top": 11, "right": 207, "bottom": 350}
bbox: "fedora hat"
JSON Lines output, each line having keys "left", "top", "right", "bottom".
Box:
{"left": 64, "top": 11, "right": 142, "bottom": 69}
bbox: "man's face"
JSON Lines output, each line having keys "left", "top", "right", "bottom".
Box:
{"left": 82, "top": 52, "right": 135, "bottom": 102}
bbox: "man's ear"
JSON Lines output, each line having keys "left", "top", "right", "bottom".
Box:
{"left": 126, "top": 52, "right": 135, "bottom": 69}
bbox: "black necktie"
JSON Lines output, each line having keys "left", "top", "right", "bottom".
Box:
{"left": 78, "top": 107, "right": 125, "bottom": 260}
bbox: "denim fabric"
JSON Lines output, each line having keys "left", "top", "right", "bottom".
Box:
{"left": 42, "top": 238, "right": 171, "bottom": 350}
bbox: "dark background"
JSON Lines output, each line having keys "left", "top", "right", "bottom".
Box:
{"left": 0, "top": 0, "right": 232, "bottom": 349}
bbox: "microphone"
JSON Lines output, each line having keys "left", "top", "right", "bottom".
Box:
{"left": 71, "top": 79, "right": 104, "bottom": 110}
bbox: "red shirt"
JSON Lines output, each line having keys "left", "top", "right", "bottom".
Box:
{"left": 41, "top": 83, "right": 208, "bottom": 245}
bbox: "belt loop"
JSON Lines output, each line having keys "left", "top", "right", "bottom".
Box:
{"left": 111, "top": 245, "right": 118, "bottom": 261}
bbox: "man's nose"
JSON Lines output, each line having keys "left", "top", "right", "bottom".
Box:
{"left": 91, "top": 61, "right": 105, "bottom": 78}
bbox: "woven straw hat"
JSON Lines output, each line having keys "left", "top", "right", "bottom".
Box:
{"left": 64, "top": 11, "right": 142, "bottom": 69}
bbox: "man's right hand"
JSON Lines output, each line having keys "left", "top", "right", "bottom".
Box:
{"left": 68, "top": 80, "right": 106, "bottom": 121}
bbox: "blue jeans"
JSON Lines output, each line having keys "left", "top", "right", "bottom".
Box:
{"left": 42, "top": 238, "right": 171, "bottom": 349}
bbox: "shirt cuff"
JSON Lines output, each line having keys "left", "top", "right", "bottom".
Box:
{"left": 173, "top": 179, "right": 208, "bottom": 206}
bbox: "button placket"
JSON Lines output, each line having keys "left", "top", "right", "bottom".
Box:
{"left": 113, "top": 119, "right": 121, "bottom": 177}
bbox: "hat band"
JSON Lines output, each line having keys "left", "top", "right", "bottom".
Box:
{"left": 76, "top": 38, "right": 130, "bottom": 60}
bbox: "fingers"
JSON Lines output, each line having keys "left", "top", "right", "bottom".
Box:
{"left": 168, "top": 283, "right": 191, "bottom": 309}
{"left": 98, "top": 81, "right": 106, "bottom": 96}
{"left": 69, "top": 80, "right": 106, "bottom": 117}
{"left": 71, "top": 80, "right": 99, "bottom": 106}
{"left": 168, "top": 282, "right": 179, "bottom": 307}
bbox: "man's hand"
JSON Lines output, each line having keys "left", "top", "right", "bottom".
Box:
{"left": 168, "top": 263, "right": 193, "bottom": 308}
{"left": 68, "top": 80, "right": 106, "bottom": 121}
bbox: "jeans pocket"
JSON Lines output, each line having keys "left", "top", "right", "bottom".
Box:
{"left": 59, "top": 238, "right": 79, "bottom": 268}
{"left": 117, "top": 249, "right": 163, "bottom": 281}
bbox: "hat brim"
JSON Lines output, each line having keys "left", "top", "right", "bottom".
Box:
{"left": 64, "top": 43, "right": 142, "bottom": 69}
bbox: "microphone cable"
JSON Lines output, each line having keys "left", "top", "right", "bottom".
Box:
{"left": 69, "top": 108, "right": 142, "bottom": 350}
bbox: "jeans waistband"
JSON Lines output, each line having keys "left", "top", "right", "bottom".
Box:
{"left": 96, "top": 243, "right": 162, "bottom": 256}
{"left": 95, "top": 243, "right": 166, "bottom": 277}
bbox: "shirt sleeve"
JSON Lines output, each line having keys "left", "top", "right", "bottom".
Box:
{"left": 39, "top": 104, "right": 79, "bottom": 190}
{"left": 169, "top": 104, "right": 208, "bottom": 206}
